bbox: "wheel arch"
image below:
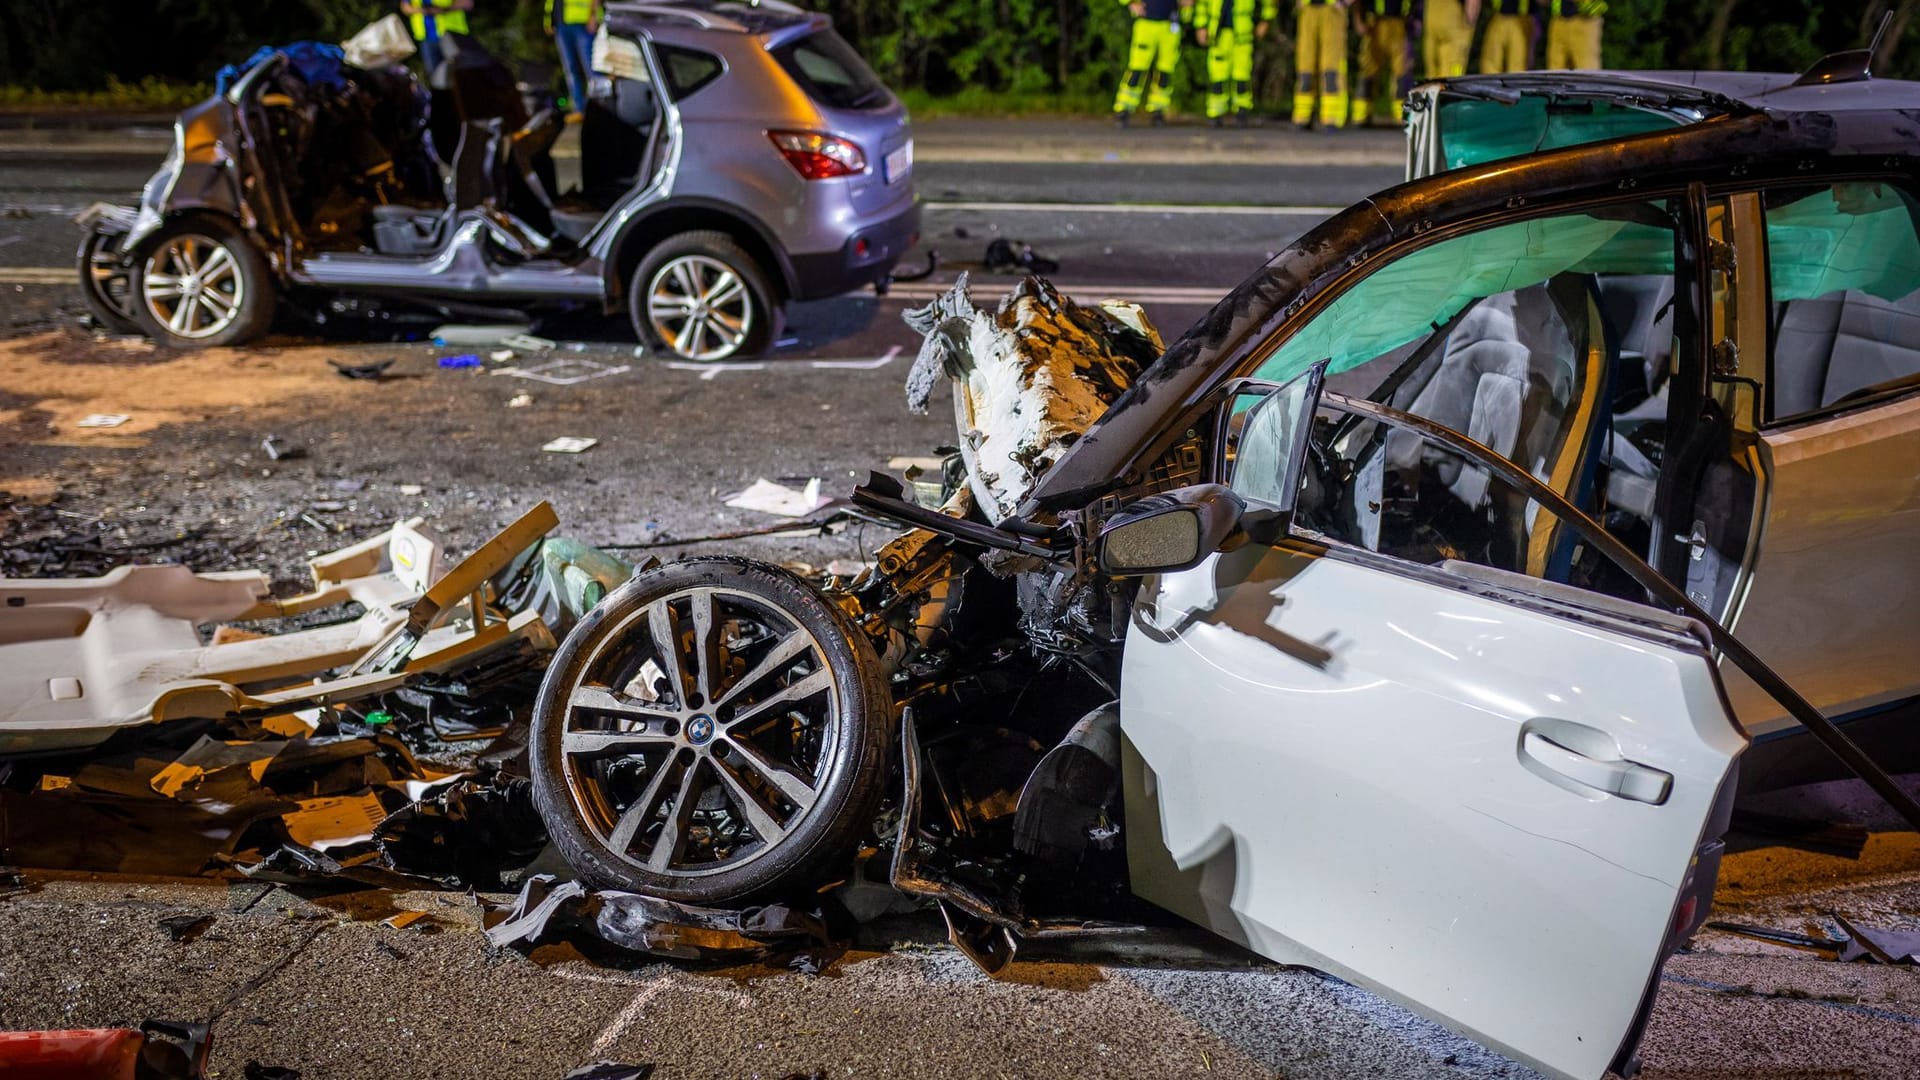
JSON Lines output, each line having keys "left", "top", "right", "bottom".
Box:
{"left": 134, "top": 208, "right": 283, "bottom": 283}
{"left": 604, "top": 199, "right": 796, "bottom": 309}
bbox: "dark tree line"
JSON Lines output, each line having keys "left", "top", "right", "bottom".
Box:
{"left": 2, "top": 1, "right": 1911, "bottom": 97}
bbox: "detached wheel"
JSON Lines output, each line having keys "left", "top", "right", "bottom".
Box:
{"left": 129, "top": 216, "right": 275, "bottom": 348}
{"left": 629, "top": 231, "right": 777, "bottom": 362}
{"left": 77, "top": 229, "right": 140, "bottom": 334}
{"left": 530, "top": 558, "right": 891, "bottom": 904}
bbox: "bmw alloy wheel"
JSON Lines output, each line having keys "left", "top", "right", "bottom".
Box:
{"left": 558, "top": 585, "right": 841, "bottom": 878}
{"left": 646, "top": 254, "right": 754, "bottom": 362}
{"left": 140, "top": 233, "right": 246, "bottom": 340}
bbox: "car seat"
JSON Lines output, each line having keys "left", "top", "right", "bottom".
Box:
{"left": 1772, "top": 289, "right": 1920, "bottom": 417}
{"left": 1379, "top": 278, "right": 1611, "bottom": 580}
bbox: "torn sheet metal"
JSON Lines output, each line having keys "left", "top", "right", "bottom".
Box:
{"left": 486, "top": 875, "right": 830, "bottom": 962}
{"left": 904, "top": 274, "right": 1162, "bottom": 523}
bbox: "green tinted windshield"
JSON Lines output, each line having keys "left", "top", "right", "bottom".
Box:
{"left": 1257, "top": 209, "right": 1676, "bottom": 383}
{"left": 1440, "top": 96, "right": 1681, "bottom": 171}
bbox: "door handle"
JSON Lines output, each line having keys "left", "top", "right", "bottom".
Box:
{"left": 1522, "top": 731, "right": 1673, "bottom": 805}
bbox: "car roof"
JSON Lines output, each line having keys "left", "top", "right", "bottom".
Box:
{"left": 603, "top": 0, "right": 817, "bottom": 36}
{"left": 1427, "top": 68, "right": 1920, "bottom": 114}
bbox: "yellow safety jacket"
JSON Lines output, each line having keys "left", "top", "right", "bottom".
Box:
{"left": 546, "top": 0, "right": 597, "bottom": 26}
{"left": 1549, "top": 0, "right": 1608, "bottom": 15}
{"left": 409, "top": 0, "right": 469, "bottom": 40}
{"left": 1370, "top": 0, "right": 1410, "bottom": 14}
{"left": 1196, "top": 0, "right": 1279, "bottom": 36}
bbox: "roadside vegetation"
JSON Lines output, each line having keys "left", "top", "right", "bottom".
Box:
{"left": 0, "top": 1, "right": 1907, "bottom": 113}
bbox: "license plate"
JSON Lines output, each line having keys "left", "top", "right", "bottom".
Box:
{"left": 884, "top": 141, "right": 913, "bottom": 184}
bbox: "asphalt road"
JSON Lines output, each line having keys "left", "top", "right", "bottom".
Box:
{"left": 4, "top": 117, "right": 1920, "bottom": 1080}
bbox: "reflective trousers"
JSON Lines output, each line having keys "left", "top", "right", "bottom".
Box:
{"left": 1205, "top": 27, "right": 1257, "bottom": 117}
{"left": 1293, "top": 3, "right": 1347, "bottom": 127}
{"left": 1114, "top": 18, "right": 1182, "bottom": 114}
{"left": 1545, "top": 16, "right": 1602, "bottom": 69}
{"left": 1355, "top": 16, "right": 1407, "bottom": 125}
{"left": 1422, "top": 0, "right": 1470, "bottom": 78}
{"left": 556, "top": 22, "right": 593, "bottom": 112}
{"left": 1479, "top": 14, "right": 1531, "bottom": 73}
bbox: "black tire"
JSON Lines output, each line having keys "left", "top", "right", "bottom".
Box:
{"left": 76, "top": 229, "right": 140, "bottom": 334}
{"left": 530, "top": 557, "right": 892, "bottom": 904}
{"left": 127, "top": 215, "right": 276, "bottom": 349}
{"left": 628, "top": 230, "right": 780, "bottom": 362}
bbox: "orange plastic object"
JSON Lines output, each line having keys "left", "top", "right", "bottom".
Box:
{"left": 0, "top": 1027, "right": 144, "bottom": 1079}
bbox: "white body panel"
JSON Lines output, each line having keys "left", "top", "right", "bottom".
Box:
{"left": 1726, "top": 393, "right": 1920, "bottom": 734}
{"left": 1122, "top": 544, "right": 1744, "bottom": 1080}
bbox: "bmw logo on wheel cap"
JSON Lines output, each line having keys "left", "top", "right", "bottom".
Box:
{"left": 686, "top": 714, "right": 716, "bottom": 746}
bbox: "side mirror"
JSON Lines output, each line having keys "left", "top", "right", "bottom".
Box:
{"left": 1097, "top": 484, "right": 1246, "bottom": 576}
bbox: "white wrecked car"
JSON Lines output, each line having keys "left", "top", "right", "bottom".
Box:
{"left": 529, "top": 64, "right": 1920, "bottom": 1080}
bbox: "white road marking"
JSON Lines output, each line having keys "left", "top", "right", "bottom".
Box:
{"left": 926, "top": 200, "right": 1340, "bottom": 216}
{"left": 808, "top": 344, "right": 901, "bottom": 369}
{"left": 0, "top": 202, "right": 89, "bottom": 216}
{"left": 589, "top": 977, "right": 672, "bottom": 1057}
{"left": 0, "top": 268, "right": 71, "bottom": 285}
{"left": 665, "top": 344, "right": 902, "bottom": 378}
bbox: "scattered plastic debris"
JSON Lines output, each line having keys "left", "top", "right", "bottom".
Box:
{"left": 77, "top": 413, "right": 132, "bottom": 428}
{"left": 486, "top": 875, "right": 832, "bottom": 962}
{"left": 563, "top": 1064, "right": 654, "bottom": 1080}
{"left": 327, "top": 358, "right": 395, "bottom": 380}
{"left": 501, "top": 333, "right": 558, "bottom": 352}
{"left": 983, "top": 238, "right": 1060, "bottom": 275}
{"left": 542, "top": 436, "right": 599, "bottom": 453}
{"left": 260, "top": 435, "right": 304, "bottom": 461}
{"left": 158, "top": 913, "right": 215, "bottom": 943}
{"left": 438, "top": 354, "right": 482, "bottom": 369}
{"left": 431, "top": 324, "right": 534, "bottom": 347}
{"left": 490, "top": 349, "right": 517, "bottom": 363}
{"left": 507, "top": 393, "right": 534, "bottom": 408}
{"left": 724, "top": 477, "right": 830, "bottom": 517}
{"left": 398, "top": 484, "right": 425, "bottom": 496}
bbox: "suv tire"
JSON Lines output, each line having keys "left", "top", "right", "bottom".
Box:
{"left": 128, "top": 216, "right": 276, "bottom": 349}
{"left": 77, "top": 229, "right": 141, "bottom": 334}
{"left": 630, "top": 231, "right": 778, "bottom": 362}
{"left": 530, "top": 557, "right": 892, "bottom": 904}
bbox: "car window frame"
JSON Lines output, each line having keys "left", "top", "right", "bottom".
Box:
{"left": 652, "top": 42, "right": 726, "bottom": 103}
{"left": 1211, "top": 189, "right": 1704, "bottom": 570}
{"left": 1733, "top": 171, "right": 1920, "bottom": 430}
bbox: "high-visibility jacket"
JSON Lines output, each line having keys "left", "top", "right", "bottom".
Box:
{"left": 547, "top": 0, "right": 596, "bottom": 26}
{"left": 1549, "top": 0, "right": 1607, "bottom": 15}
{"left": 1370, "top": 0, "right": 1410, "bottom": 15}
{"left": 1123, "top": 0, "right": 1186, "bottom": 19}
{"left": 409, "top": 0, "right": 468, "bottom": 40}
{"left": 1196, "top": 0, "right": 1279, "bottom": 36}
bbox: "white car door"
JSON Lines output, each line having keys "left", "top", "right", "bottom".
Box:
{"left": 1117, "top": 377, "right": 1746, "bottom": 1080}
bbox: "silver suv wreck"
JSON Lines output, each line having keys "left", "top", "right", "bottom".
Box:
{"left": 80, "top": 1, "right": 919, "bottom": 362}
